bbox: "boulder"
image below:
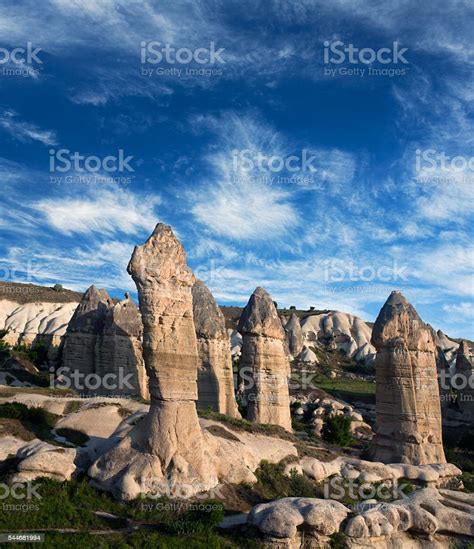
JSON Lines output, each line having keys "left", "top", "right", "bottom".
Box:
{"left": 249, "top": 497, "right": 350, "bottom": 544}
{"left": 345, "top": 488, "right": 474, "bottom": 541}
{"left": 13, "top": 440, "right": 77, "bottom": 482}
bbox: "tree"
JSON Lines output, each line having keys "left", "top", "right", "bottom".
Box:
{"left": 322, "top": 415, "right": 353, "bottom": 447}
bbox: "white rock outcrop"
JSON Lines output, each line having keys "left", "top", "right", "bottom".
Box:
{"left": 0, "top": 299, "right": 78, "bottom": 363}
{"left": 300, "top": 311, "right": 376, "bottom": 364}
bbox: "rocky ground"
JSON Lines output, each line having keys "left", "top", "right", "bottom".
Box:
{"left": 0, "top": 278, "right": 473, "bottom": 548}
{"left": 0, "top": 385, "right": 472, "bottom": 548}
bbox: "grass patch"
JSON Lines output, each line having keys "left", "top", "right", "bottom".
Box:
{"left": 0, "top": 418, "right": 36, "bottom": 441}
{"left": 0, "top": 478, "right": 235, "bottom": 546}
{"left": 0, "top": 403, "right": 58, "bottom": 441}
{"left": 0, "top": 386, "right": 76, "bottom": 398}
{"left": 205, "top": 425, "right": 240, "bottom": 442}
{"left": 63, "top": 401, "right": 83, "bottom": 415}
{"left": 445, "top": 447, "right": 474, "bottom": 473}
{"left": 314, "top": 375, "right": 375, "bottom": 403}
{"left": 197, "top": 409, "right": 296, "bottom": 442}
{"left": 6, "top": 531, "right": 257, "bottom": 549}
{"left": 11, "top": 342, "right": 49, "bottom": 369}
{"left": 118, "top": 406, "right": 134, "bottom": 418}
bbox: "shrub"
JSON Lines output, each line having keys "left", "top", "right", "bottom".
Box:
{"left": 53, "top": 284, "right": 64, "bottom": 292}
{"left": 253, "top": 460, "right": 318, "bottom": 500}
{"left": 462, "top": 472, "right": 474, "bottom": 492}
{"left": 330, "top": 532, "right": 348, "bottom": 548}
{"left": 322, "top": 415, "right": 353, "bottom": 447}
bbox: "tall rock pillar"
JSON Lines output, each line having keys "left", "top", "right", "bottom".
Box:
{"left": 372, "top": 291, "right": 446, "bottom": 464}
{"left": 89, "top": 224, "right": 217, "bottom": 499}
{"left": 192, "top": 280, "right": 240, "bottom": 417}
{"left": 61, "top": 285, "right": 112, "bottom": 381}
{"left": 238, "top": 287, "right": 292, "bottom": 431}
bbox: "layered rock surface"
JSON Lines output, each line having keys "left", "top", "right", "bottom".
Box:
{"left": 192, "top": 280, "right": 240, "bottom": 417}
{"left": 238, "top": 287, "right": 292, "bottom": 430}
{"left": 62, "top": 285, "right": 112, "bottom": 379}
{"left": 344, "top": 488, "right": 474, "bottom": 544}
{"left": 95, "top": 293, "right": 149, "bottom": 400}
{"left": 89, "top": 224, "right": 217, "bottom": 499}
{"left": 372, "top": 291, "right": 446, "bottom": 465}
{"left": 61, "top": 287, "right": 148, "bottom": 398}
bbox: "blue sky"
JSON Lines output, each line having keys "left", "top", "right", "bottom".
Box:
{"left": 0, "top": 0, "right": 472, "bottom": 337}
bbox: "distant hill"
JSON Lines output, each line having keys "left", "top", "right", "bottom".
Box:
{"left": 0, "top": 281, "right": 83, "bottom": 304}
{"left": 220, "top": 305, "right": 332, "bottom": 330}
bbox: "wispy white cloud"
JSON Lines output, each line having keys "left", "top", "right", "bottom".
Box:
{"left": 0, "top": 110, "right": 57, "bottom": 146}
{"left": 32, "top": 185, "right": 161, "bottom": 236}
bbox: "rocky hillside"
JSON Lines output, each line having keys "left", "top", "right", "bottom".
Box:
{"left": 0, "top": 281, "right": 82, "bottom": 304}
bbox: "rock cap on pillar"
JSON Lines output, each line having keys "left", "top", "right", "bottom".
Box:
{"left": 192, "top": 279, "right": 227, "bottom": 340}
{"left": 238, "top": 287, "right": 285, "bottom": 339}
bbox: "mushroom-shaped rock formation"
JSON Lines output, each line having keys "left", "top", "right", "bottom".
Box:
{"left": 89, "top": 224, "right": 218, "bottom": 500}
{"left": 371, "top": 291, "right": 446, "bottom": 465}
{"left": 238, "top": 287, "right": 292, "bottom": 430}
{"left": 192, "top": 279, "right": 240, "bottom": 417}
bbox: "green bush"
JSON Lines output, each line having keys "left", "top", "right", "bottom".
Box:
{"left": 462, "top": 472, "right": 474, "bottom": 493}
{"left": 322, "top": 415, "right": 353, "bottom": 447}
{"left": 330, "top": 532, "right": 348, "bottom": 548}
{"left": 253, "top": 460, "right": 317, "bottom": 500}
